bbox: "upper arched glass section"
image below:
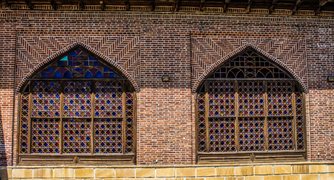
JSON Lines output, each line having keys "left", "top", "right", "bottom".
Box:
{"left": 33, "top": 48, "right": 121, "bottom": 79}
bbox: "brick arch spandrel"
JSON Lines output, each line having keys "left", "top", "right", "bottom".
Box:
{"left": 17, "top": 41, "right": 139, "bottom": 92}
{"left": 193, "top": 44, "right": 307, "bottom": 92}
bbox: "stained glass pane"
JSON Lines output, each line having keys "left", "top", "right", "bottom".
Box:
{"left": 197, "top": 93, "right": 206, "bottom": 152}
{"left": 31, "top": 118, "right": 60, "bottom": 153}
{"left": 63, "top": 119, "right": 91, "bottom": 153}
{"left": 208, "top": 81, "right": 235, "bottom": 117}
{"left": 32, "top": 81, "right": 61, "bottom": 118}
{"left": 238, "top": 81, "right": 265, "bottom": 116}
{"left": 94, "top": 119, "right": 122, "bottom": 154}
{"left": 209, "top": 117, "right": 235, "bottom": 152}
{"left": 95, "top": 81, "right": 122, "bottom": 117}
{"left": 268, "top": 117, "right": 293, "bottom": 151}
{"left": 238, "top": 117, "right": 265, "bottom": 151}
{"left": 34, "top": 48, "right": 121, "bottom": 79}
{"left": 267, "top": 81, "right": 293, "bottom": 116}
{"left": 20, "top": 93, "right": 29, "bottom": 154}
{"left": 125, "top": 93, "right": 134, "bottom": 153}
{"left": 63, "top": 81, "right": 92, "bottom": 117}
{"left": 296, "top": 92, "right": 304, "bottom": 150}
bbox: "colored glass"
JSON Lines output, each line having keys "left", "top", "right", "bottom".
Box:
{"left": 296, "top": 92, "right": 304, "bottom": 150}
{"left": 267, "top": 81, "right": 293, "bottom": 116}
{"left": 63, "top": 119, "right": 91, "bottom": 153}
{"left": 31, "top": 118, "right": 60, "bottom": 153}
{"left": 208, "top": 81, "right": 235, "bottom": 117}
{"left": 209, "top": 117, "right": 236, "bottom": 152}
{"left": 268, "top": 117, "right": 294, "bottom": 151}
{"left": 20, "top": 93, "right": 30, "bottom": 154}
{"left": 125, "top": 93, "right": 134, "bottom": 153}
{"left": 94, "top": 118, "right": 122, "bottom": 153}
{"left": 198, "top": 93, "right": 206, "bottom": 152}
{"left": 238, "top": 117, "right": 265, "bottom": 151}
{"left": 95, "top": 81, "right": 122, "bottom": 117}
{"left": 238, "top": 81, "right": 265, "bottom": 116}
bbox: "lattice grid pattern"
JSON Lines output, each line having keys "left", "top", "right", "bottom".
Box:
{"left": 238, "top": 81, "right": 265, "bottom": 116}
{"left": 20, "top": 93, "right": 30, "bottom": 154}
{"left": 32, "top": 81, "right": 61, "bottom": 117}
{"left": 208, "top": 81, "right": 236, "bottom": 117}
{"left": 210, "top": 51, "right": 287, "bottom": 79}
{"left": 209, "top": 117, "right": 236, "bottom": 152}
{"left": 94, "top": 119, "right": 122, "bottom": 153}
{"left": 267, "top": 81, "right": 293, "bottom": 116}
{"left": 268, "top": 117, "right": 294, "bottom": 151}
{"left": 31, "top": 118, "right": 60, "bottom": 153}
{"left": 296, "top": 92, "right": 304, "bottom": 150}
{"left": 197, "top": 49, "right": 305, "bottom": 155}
{"left": 63, "top": 81, "right": 92, "bottom": 117}
{"left": 197, "top": 93, "right": 206, "bottom": 152}
{"left": 238, "top": 117, "right": 265, "bottom": 151}
{"left": 63, "top": 119, "right": 91, "bottom": 153}
{"left": 125, "top": 93, "right": 134, "bottom": 153}
{"left": 95, "top": 81, "right": 123, "bottom": 117}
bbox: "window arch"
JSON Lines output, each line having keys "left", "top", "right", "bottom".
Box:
{"left": 18, "top": 47, "right": 136, "bottom": 165}
{"left": 196, "top": 48, "right": 306, "bottom": 163}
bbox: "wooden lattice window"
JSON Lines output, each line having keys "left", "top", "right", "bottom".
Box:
{"left": 196, "top": 48, "right": 306, "bottom": 163}
{"left": 18, "top": 47, "right": 136, "bottom": 165}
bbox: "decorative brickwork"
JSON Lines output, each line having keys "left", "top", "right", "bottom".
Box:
{"left": 0, "top": 11, "right": 333, "bottom": 166}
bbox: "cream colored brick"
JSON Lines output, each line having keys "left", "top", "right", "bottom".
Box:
{"left": 274, "top": 165, "right": 291, "bottom": 174}
{"left": 264, "top": 175, "right": 281, "bottom": 180}
{"left": 206, "top": 177, "right": 225, "bottom": 180}
{"left": 185, "top": 178, "right": 205, "bottom": 180}
{"left": 254, "top": 166, "right": 272, "bottom": 175}
{"left": 54, "top": 168, "right": 74, "bottom": 178}
{"left": 124, "top": 178, "right": 144, "bottom": 180}
{"left": 156, "top": 168, "right": 175, "bottom": 177}
{"left": 136, "top": 168, "right": 155, "bottom": 178}
{"left": 34, "top": 169, "right": 53, "bottom": 178}
{"left": 95, "top": 169, "right": 115, "bottom": 178}
{"left": 245, "top": 176, "right": 264, "bottom": 180}
{"left": 225, "top": 178, "right": 244, "bottom": 180}
{"left": 216, "top": 167, "right": 234, "bottom": 176}
{"left": 197, "top": 167, "right": 215, "bottom": 177}
{"left": 329, "top": 166, "right": 334, "bottom": 172}
{"left": 301, "top": 174, "right": 318, "bottom": 180}
{"left": 283, "top": 175, "right": 300, "bottom": 180}
{"left": 116, "top": 169, "right": 135, "bottom": 178}
{"left": 75, "top": 169, "right": 94, "bottom": 178}
{"left": 235, "top": 166, "right": 253, "bottom": 176}
{"left": 12, "top": 169, "right": 32, "bottom": 178}
{"left": 320, "top": 174, "right": 334, "bottom": 180}
{"left": 310, "top": 165, "right": 327, "bottom": 173}
{"left": 104, "top": 178, "right": 124, "bottom": 180}
{"left": 165, "top": 178, "right": 184, "bottom": 180}
{"left": 292, "top": 165, "right": 309, "bottom": 174}
{"left": 142, "top": 179, "right": 162, "bottom": 180}
{"left": 176, "top": 168, "right": 195, "bottom": 177}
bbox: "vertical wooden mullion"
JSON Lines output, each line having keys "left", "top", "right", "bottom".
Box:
{"left": 264, "top": 80, "right": 268, "bottom": 151}
{"left": 133, "top": 92, "right": 137, "bottom": 157}
{"left": 205, "top": 81, "right": 209, "bottom": 152}
{"left": 91, "top": 81, "right": 95, "bottom": 154}
{"left": 28, "top": 81, "right": 33, "bottom": 154}
{"left": 122, "top": 81, "right": 126, "bottom": 154}
{"left": 60, "top": 81, "right": 64, "bottom": 154}
{"left": 292, "top": 81, "right": 297, "bottom": 151}
{"left": 302, "top": 92, "right": 307, "bottom": 153}
{"left": 17, "top": 92, "right": 22, "bottom": 156}
{"left": 235, "top": 80, "right": 239, "bottom": 152}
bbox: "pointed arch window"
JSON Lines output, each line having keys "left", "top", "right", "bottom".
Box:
{"left": 196, "top": 48, "right": 306, "bottom": 163}
{"left": 18, "top": 47, "right": 136, "bottom": 165}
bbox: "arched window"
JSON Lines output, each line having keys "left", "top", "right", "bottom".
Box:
{"left": 196, "top": 48, "right": 305, "bottom": 163}
{"left": 18, "top": 47, "right": 136, "bottom": 165}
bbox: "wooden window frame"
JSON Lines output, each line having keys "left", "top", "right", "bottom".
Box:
{"left": 196, "top": 49, "right": 307, "bottom": 164}
{"left": 16, "top": 47, "right": 137, "bottom": 165}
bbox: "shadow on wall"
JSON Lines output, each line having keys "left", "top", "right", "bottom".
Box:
{"left": 0, "top": 109, "right": 8, "bottom": 178}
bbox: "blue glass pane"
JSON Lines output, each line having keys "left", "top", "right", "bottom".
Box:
{"left": 95, "top": 71, "right": 103, "bottom": 78}
{"left": 64, "top": 71, "right": 72, "bottom": 78}
{"left": 85, "top": 71, "right": 93, "bottom": 78}
{"left": 54, "top": 71, "right": 62, "bottom": 78}
{"left": 60, "top": 56, "right": 68, "bottom": 61}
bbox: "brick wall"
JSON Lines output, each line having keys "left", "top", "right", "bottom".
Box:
{"left": 0, "top": 10, "right": 333, "bottom": 165}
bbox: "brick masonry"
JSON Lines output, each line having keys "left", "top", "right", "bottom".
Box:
{"left": 0, "top": 10, "right": 333, "bottom": 165}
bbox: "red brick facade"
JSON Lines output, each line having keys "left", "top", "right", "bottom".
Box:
{"left": 0, "top": 11, "right": 333, "bottom": 165}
